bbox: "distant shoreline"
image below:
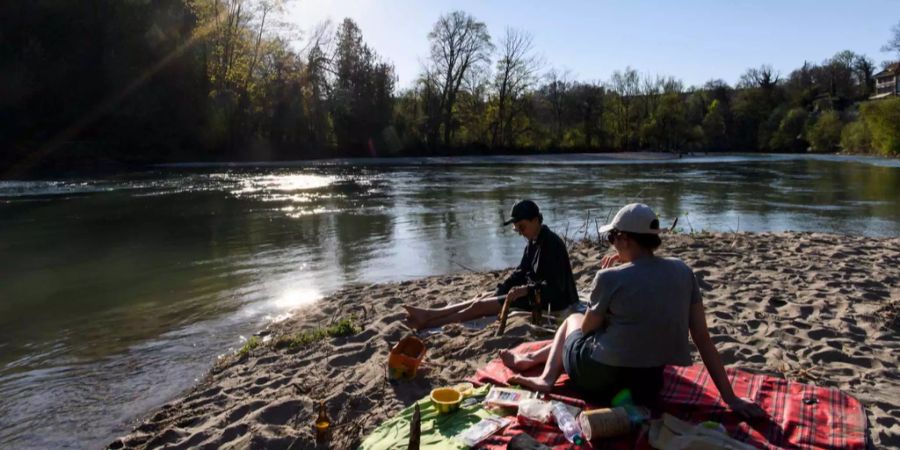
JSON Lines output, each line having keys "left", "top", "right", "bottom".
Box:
{"left": 6, "top": 151, "right": 897, "bottom": 181}
{"left": 155, "top": 151, "right": 900, "bottom": 170}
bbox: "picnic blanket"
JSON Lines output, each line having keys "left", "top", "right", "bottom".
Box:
{"left": 358, "top": 385, "right": 495, "bottom": 450}
{"left": 470, "top": 341, "right": 868, "bottom": 450}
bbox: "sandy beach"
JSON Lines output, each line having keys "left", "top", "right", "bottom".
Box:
{"left": 109, "top": 232, "right": 900, "bottom": 449}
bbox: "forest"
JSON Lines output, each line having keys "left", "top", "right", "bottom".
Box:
{"left": 1, "top": 1, "right": 898, "bottom": 177}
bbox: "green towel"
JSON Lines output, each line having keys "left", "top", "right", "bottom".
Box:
{"left": 358, "top": 385, "right": 499, "bottom": 450}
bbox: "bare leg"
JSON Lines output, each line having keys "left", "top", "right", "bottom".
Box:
{"left": 500, "top": 343, "right": 552, "bottom": 371}
{"left": 403, "top": 301, "right": 473, "bottom": 329}
{"left": 406, "top": 297, "right": 503, "bottom": 330}
{"left": 509, "top": 314, "right": 584, "bottom": 392}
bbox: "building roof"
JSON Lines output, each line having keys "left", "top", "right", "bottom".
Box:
{"left": 875, "top": 62, "right": 900, "bottom": 78}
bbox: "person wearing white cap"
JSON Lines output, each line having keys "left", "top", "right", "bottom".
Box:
{"left": 501, "top": 203, "right": 766, "bottom": 419}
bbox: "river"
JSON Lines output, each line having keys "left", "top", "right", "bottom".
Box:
{"left": 0, "top": 153, "right": 898, "bottom": 448}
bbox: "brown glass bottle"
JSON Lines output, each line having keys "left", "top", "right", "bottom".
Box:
{"left": 315, "top": 400, "right": 330, "bottom": 443}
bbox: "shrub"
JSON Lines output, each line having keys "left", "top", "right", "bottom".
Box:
{"left": 274, "top": 317, "right": 361, "bottom": 350}
{"left": 238, "top": 336, "right": 261, "bottom": 357}
{"left": 806, "top": 111, "right": 842, "bottom": 152}
{"left": 860, "top": 98, "right": 900, "bottom": 156}
{"left": 840, "top": 120, "right": 873, "bottom": 153}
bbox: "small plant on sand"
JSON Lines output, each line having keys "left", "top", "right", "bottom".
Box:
{"left": 238, "top": 336, "right": 261, "bottom": 357}
{"left": 274, "top": 316, "right": 361, "bottom": 350}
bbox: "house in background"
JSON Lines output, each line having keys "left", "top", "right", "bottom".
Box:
{"left": 871, "top": 62, "right": 900, "bottom": 99}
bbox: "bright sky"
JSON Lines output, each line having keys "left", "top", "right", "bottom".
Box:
{"left": 286, "top": 0, "right": 899, "bottom": 89}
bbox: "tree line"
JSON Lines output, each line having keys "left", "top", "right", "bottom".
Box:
{"left": 1, "top": 2, "right": 898, "bottom": 177}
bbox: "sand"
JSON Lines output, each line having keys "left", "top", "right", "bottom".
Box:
{"left": 109, "top": 232, "right": 900, "bottom": 449}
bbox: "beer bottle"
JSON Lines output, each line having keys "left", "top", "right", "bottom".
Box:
{"left": 315, "top": 400, "right": 330, "bottom": 443}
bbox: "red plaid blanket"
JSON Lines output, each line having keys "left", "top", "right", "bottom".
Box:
{"left": 469, "top": 341, "right": 867, "bottom": 450}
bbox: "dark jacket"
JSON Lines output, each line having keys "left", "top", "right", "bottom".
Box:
{"left": 494, "top": 225, "right": 579, "bottom": 311}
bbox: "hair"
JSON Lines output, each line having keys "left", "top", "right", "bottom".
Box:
{"left": 622, "top": 231, "right": 662, "bottom": 252}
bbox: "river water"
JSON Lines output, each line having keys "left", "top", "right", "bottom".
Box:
{"left": 0, "top": 154, "right": 898, "bottom": 448}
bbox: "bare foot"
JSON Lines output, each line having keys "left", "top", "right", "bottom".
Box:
{"left": 499, "top": 350, "right": 543, "bottom": 372}
{"left": 509, "top": 375, "right": 556, "bottom": 393}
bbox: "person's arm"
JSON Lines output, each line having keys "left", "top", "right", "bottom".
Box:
{"left": 495, "top": 246, "right": 529, "bottom": 296}
{"left": 689, "top": 302, "right": 767, "bottom": 419}
{"left": 581, "top": 307, "right": 604, "bottom": 334}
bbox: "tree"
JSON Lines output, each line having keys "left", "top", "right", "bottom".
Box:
{"left": 426, "top": 11, "right": 493, "bottom": 147}
{"left": 491, "top": 28, "right": 540, "bottom": 148}
{"left": 331, "top": 18, "right": 396, "bottom": 156}
{"left": 806, "top": 111, "right": 843, "bottom": 152}
{"left": 541, "top": 69, "right": 572, "bottom": 147}
{"left": 739, "top": 65, "right": 780, "bottom": 91}
{"left": 769, "top": 107, "right": 809, "bottom": 152}
{"left": 569, "top": 82, "right": 606, "bottom": 148}
{"left": 852, "top": 55, "right": 876, "bottom": 98}
{"left": 882, "top": 20, "right": 900, "bottom": 58}
{"left": 840, "top": 120, "right": 872, "bottom": 153}
{"left": 609, "top": 67, "right": 640, "bottom": 150}
{"left": 702, "top": 99, "right": 728, "bottom": 150}
{"left": 860, "top": 97, "right": 900, "bottom": 155}
{"left": 640, "top": 91, "right": 690, "bottom": 151}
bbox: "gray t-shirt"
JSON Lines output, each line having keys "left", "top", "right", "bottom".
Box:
{"left": 587, "top": 256, "right": 701, "bottom": 368}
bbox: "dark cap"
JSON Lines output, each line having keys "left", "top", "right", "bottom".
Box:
{"left": 503, "top": 200, "right": 541, "bottom": 225}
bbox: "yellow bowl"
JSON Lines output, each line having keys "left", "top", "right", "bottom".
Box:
{"left": 430, "top": 387, "right": 462, "bottom": 414}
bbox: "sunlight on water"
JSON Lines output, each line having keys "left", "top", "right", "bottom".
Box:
{"left": 280, "top": 205, "right": 339, "bottom": 218}
{"left": 237, "top": 174, "right": 336, "bottom": 194}
{"left": 272, "top": 288, "right": 321, "bottom": 310}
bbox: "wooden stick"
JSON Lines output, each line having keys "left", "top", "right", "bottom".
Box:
{"left": 496, "top": 293, "right": 513, "bottom": 336}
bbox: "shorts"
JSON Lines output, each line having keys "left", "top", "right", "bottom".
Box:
{"left": 562, "top": 330, "right": 664, "bottom": 406}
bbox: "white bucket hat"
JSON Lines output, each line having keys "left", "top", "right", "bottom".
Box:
{"left": 599, "top": 203, "right": 661, "bottom": 235}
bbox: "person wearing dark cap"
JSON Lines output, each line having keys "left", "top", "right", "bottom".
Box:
{"left": 404, "top": 200, "right": 578, "bottom": 330}
{"left": 498, "top": 203, "right": 766, "bottom": 420}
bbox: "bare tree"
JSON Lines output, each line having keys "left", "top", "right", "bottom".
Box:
{"left": 853, "top": 55, "right": 876, "bottom": 98}
{"left": 426, "top": 11, "right": 493, "bottom": 146}
{"left": 544, "top": 68, "right": 572, "bottom": 146}
{"left": 491, "top": 28, "right": 541, "bottom": 147}
{"left": 881, "top": 20, "right": 900, "bottom": 58}
{"left": 739, "top": 65, "right": 780, "bottom": 90}
{"left": 609, "top": 67, "right": 640, "bottom": 150}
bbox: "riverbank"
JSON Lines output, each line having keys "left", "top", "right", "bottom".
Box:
{"left": 109, "top": 232, "right": 899, "bottom": 449}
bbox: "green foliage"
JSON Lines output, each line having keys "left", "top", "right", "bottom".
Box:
{"left": 806, "top": 111, "right": 843, "bottom": 152}
{"left": 640, "top": 92, "right": 690, "bottom": 151}
{"left": 840, "top": 120, "right": 873, "bottom": 153}
{"left": 274, "top": 317, "right": 361, "bottom": 350}
{"left": 860, "top": 98, "right": 900, "bottom": 155}
{"left": 769, "top": 108, "right": 809, "bottom": 152}
{"left": 239, "top": 336, "right": 261, "bottom": 357}
{"left": 1, "top": 4, "right": 891, "bottom": 175}
{"left": 701, "top": 100, "right": 727, "bottom": 150}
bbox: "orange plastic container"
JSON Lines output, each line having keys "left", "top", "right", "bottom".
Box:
{"left": 388, "top": 336, "right": 426, "bottom": 379}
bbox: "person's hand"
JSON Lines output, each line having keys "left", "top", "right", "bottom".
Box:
{"left": 508, "top": 285, "right": 530, "bottom": 301}
{"left": 600, "top": 253, "right": 620, "bottom": 269}
{"left": 726, "top": 396, "right": 767, "bottom": 420}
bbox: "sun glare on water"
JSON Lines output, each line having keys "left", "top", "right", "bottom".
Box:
{"left": 238, "top": 174, "right": 336, "bottom": 194}
{"left": 272, "top": 288, "right": 322, "bottom": 310}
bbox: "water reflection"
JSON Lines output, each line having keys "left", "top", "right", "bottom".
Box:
{"left": 0, "top": 155, "right": 897, "bottom": 448}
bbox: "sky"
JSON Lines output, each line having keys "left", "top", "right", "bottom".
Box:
{"left": 286, "top": 0, "right": 899, "bottom": 89}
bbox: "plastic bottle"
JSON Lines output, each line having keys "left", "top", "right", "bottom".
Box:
{"left": 551, "top": 401, "right": 584, "bottom": 445}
